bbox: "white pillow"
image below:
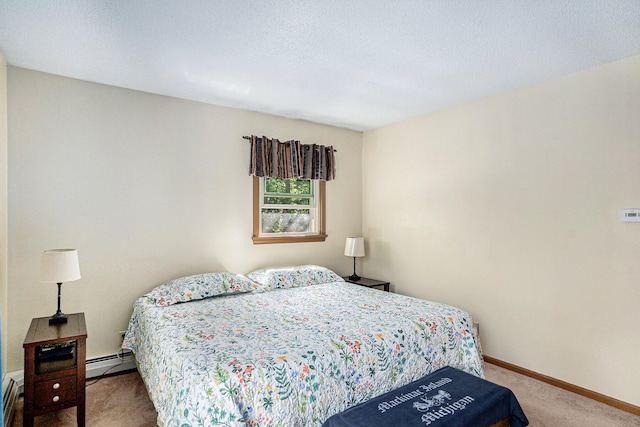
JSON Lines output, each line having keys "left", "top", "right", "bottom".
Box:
{"left": 247, "top": 265, "right": 344, "bottom": 291}
{"left": 146, "top": 272, "right": 260, "bottom": 306}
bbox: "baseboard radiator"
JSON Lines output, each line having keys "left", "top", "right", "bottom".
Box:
{"left": 2, "top": 350, "right": 136, "bottom": 426}
{"left": 86, "top": 350, "right": 136, "bottom": 378}
{"left": 2, "top": 376, "right": 18, "bottom": 427}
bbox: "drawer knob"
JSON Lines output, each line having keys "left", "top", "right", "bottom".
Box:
{"left": 52, "top": 395, "right": 60, "bottom": 402}
{"left": 52, "top": 382, "right": 60, "bottom": 390}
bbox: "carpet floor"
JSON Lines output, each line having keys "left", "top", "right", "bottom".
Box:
{"left": 10, "top": 362, "right": 640, "bottom": 426}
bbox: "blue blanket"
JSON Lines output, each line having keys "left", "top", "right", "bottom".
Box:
{"left": 323, "top": 366, "right": 529, "bottom": 427}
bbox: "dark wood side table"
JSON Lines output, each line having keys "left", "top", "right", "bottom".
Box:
{"left": 23, "top": 312, "right": 87, "bottom": 427}
{"left": 342, "top": 276, "right": 390, "bottom": 292}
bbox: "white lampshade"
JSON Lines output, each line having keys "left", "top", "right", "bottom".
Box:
{"left": 39, "top": 249, "right": 81, "bottom": 283}
{"left": 344, "top": 237, "right": 365, "bottom": 257}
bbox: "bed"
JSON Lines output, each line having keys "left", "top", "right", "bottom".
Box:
{"left": 122, "top": 265, "right": 484, "bottom": 427}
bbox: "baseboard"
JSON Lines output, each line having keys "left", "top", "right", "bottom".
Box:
{"left": 2, "top": 350, "right": 137, "bottom": 424}
{"left": 483, "top": 355, "right": 640, "bottom": 416}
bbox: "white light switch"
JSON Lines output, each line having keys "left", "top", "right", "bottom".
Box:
{"left": 621, "top": 209, "right": 640, "bottom": 222}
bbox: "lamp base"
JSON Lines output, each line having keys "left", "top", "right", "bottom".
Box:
{"left": 348, "top": 274, "right": 361, "bottom": 281}
{"left": 49, "top": 312, "right": 68, "bottom": 325}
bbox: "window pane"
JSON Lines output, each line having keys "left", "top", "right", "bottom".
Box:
{"left": 264, "top": 178, "right": 312, "bottom": 196}
{"left": 253, "top": 177, "right": 326, "bottom": 244}
{"left": 264, "top": 196, "right": 311, "bottom": 205}
{"left": 261, "top": 209, "right": 311, "bottom": 233}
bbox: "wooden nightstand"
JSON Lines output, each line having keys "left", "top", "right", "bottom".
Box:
{"left": 23, "top": 312, "right": 87, "bottom": 427}
{"left": 342, "top": 276, "right": 390, "bottom": 292}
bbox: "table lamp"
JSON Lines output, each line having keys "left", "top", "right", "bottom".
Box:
{"left": 344, "top": 237, "right": 365, "bottom": 281}
{"left": 39, "top": 249, "right": 81, "bottom": 325}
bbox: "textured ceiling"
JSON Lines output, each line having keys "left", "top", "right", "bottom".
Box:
{"left": 1, "top": 1, "right": 639, "bottom": 131}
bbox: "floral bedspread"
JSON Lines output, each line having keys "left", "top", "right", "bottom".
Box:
{"left": 123, "top": 282, "right": 483, "bottom": 427}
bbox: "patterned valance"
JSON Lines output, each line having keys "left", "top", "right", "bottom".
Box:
{"left": 247, "top": 135, "right": 336, "bottom": 181}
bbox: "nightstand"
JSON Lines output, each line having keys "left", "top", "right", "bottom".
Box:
{"left": 23, "top": 312, "right": 87, "bottom": 427}
{"left": 342, "top": 276, "right": 390, "bottom": 292}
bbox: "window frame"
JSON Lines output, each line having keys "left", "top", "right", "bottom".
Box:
{"left": 252, "top": 176, "right": 326, "bottom": 244}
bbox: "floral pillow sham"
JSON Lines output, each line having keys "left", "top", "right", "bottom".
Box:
{"left": 247, "top": 264, "right": 344, "bottom": 291}
{"left": 146, "top": 272, "right": 260, "bottom": 306}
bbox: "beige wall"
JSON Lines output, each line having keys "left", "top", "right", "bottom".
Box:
{"left": 363, "top": 55, "right": 640, "bottom": 406}
{"left": 6, "top": 67, "right": 363, "bottom": 372}
{"left": 7, "top": 55, "right": 639, "bottom": 407}
{"left": 0, "top": 50, "right": 8, "bottom": 374}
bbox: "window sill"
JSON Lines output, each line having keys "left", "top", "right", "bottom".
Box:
{"left": 252, "top": 234, "right": 328, "bottom": 245}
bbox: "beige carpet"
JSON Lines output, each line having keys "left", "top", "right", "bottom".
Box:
{"left": 11, "top": 363, "right": 640, "bottom": 426}
{"left": 11, "top": 371, "right": 157, "bottom": 427}
{"left": 483, "top": 363, "right": 640, "bottom": 427}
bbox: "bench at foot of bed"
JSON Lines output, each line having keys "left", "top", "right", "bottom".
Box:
{"left": 322, "top": 366, "right": 529, "bottom": 427}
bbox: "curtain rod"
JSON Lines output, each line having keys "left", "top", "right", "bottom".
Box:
{"left": 242, "top": 135, "right": 337, "bottom": 152}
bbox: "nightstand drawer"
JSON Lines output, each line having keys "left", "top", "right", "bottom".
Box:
{"left": 35, "top": 375, "right": 77, "bottom": 408}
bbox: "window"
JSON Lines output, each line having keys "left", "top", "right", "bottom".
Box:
{"left": 253, "top": 177, "right": 326, "bottom": 244}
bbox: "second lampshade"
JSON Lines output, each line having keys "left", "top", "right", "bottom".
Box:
{"left": 39, "top": 249, "right": 81, "bottom": 325}
{"left": 344, "top": 237, "right": 365, "bottom": 281}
